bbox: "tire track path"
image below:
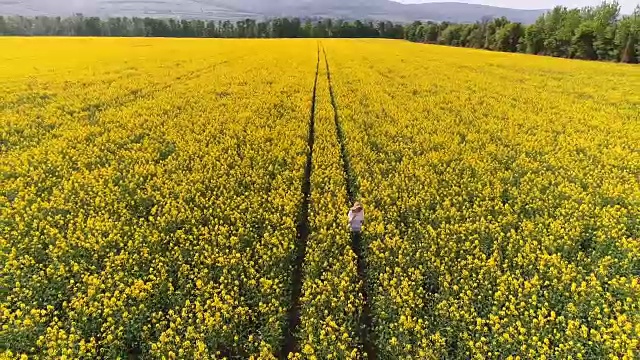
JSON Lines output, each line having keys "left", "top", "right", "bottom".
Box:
{"left": 322, "top": 46, "right": 378, "bottom": 360}
{"left": 280, "top": 44, "right": 320, "bottom": 359}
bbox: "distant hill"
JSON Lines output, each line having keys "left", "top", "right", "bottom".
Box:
{"left": 0, "top": 0, "right": 547, "bottom": 24}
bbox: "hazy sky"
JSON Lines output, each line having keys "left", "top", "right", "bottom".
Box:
{"left": 395, "top": 0, "right": 638, "bottom": 13}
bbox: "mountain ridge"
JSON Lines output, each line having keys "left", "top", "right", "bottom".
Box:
{"left": 0, "top": 0, "right": 548, "bottom": 24}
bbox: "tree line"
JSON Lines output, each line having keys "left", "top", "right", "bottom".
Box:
{"left": 0, "top": 16, "right": 404, "bottom": 39}
{"left": 0, "top": 1, "right": 637, "bottom": 63}
{"left": 406, "top": 2, "right": 639, "bottom": 63}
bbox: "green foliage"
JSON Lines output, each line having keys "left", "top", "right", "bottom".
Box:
{"left": 0, "top": 15, "right": 405, "bottom": 39}
{"left": 403, "top": 1, "right": 635, "bottom": 64}
{"left": 615, "top": 5, "right": 640, "bottom": 63}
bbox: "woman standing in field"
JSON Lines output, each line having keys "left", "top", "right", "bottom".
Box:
{"left": 348, "top": 201, "right": 365, "bottom": 234}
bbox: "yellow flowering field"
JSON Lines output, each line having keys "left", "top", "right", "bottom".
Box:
{"left": 323, "top": 39, "right": 640, "bottom": 359}
{"left": 2, "top": 38, "right": 317, "bottom": 358}
{"left": 2, "top": 38, "right": 639, "bottom": 359}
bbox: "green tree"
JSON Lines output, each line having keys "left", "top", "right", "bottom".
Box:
{"left": 524, "top": 20, "right": 545, "bottom": 54}
{"left": 591, "top": 1, "right": 620, "bottom": 60}
{"left": 572, "top": 20, "right": 597, "bottom": 59}
{"left": 0, "top": 16, "right": 7, "bottom": 35}
{"left": 441, "top": 24, "right": 463, "bottom": 46}
{"left": 302, "top": 19, "right": 313, "bottom": 37}
{"left": 616, "top": 5, "right": 640, "bottom": 63}
{"left": 466, "top": 24, "right": 485, "bottom": 49}
{"left": 424, "top": 23, "right": 439, "bottom": 43}
{"left": 415, "top": 24, "right": 426, "bottom": 42}
{"left": 458, "top": 24, "right": 476, "bottom": 47}
{"left": 494, "top": 22, "right": 524, "bottom": 52}
{"left": 405, "top": 21, "right": 422, "bottom": 41}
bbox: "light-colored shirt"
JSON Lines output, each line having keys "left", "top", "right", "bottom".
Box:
{"left": 348, "top": 210, "right": 365, "bottom": 232}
